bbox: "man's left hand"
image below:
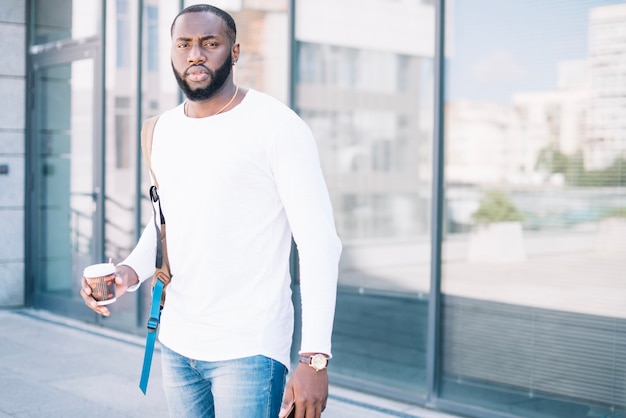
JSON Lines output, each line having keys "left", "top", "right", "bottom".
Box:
{"left": 279, "top": 362, "right": 328, "bottom": 417}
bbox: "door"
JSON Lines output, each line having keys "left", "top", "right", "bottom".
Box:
{"left": 29, "top": 42, "right": 103, "bottom": 320}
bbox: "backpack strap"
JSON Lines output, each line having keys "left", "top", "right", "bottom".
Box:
{"left": 139, "top": 114, "right": 172, "bottom": 394}
{"left": 140, "top": 115, "right": 171, "bottom": 291}
{"left": 140, "top": 115, "right": 161, "bottom": 189}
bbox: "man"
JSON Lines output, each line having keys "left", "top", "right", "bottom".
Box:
{"left": 80, "top": 4, "right": 341, "bottom": 418}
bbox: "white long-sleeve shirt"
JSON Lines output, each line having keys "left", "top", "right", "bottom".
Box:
{"left": 122, "top": 89, "right": 341, "bottom": 368}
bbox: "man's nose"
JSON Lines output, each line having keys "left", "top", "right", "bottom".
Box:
{"left": 187, "top": 43, "right": 205, "bottom": 63}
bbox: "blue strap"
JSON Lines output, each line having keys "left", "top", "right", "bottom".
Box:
{"left": 139, "top": 278, "right": 165, "bottom": 394}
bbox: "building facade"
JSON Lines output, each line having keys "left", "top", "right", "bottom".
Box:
{"left": 0, "top": 1, "right": 624, "bottom": 417}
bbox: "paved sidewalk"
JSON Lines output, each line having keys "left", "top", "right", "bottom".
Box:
{"left": 0, "top": 309, "right": 460, "bottom": 418}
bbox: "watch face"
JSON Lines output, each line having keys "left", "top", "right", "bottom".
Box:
{"left": 311, "top": 354, "right": 328, "bottom": 371}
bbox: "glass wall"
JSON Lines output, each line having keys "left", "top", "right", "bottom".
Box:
{"left": 102, "top": 0, "right": 160, "bottom": 331}
{"left": 23, "top": 0, "right": 626, "bottom": 415}
{"left": 441, "top": 1, "right": 626, "bottom": 416}
{"left": 103, "top": 0, "right": 136, "bottom": 330}
{"left": 27, "top": 0, "right": 104, "bottom": 319}
{"left": 31, "top": 53, "right": 99, "bottom": 313}
{"left": 294, "top": 0, "right": 436, "bottom": 397}
{"left": 30, "top": 0, "right": 101, "bottom": 46}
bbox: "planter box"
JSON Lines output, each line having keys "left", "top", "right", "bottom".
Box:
{"left": 468, "top": 221, "right": 526, "bottom": 263}
{"left": 595, "top": 218, "right": 626, "bottom": 255}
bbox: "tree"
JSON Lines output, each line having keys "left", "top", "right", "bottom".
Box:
{"left": 535, "top": 146, "right": 626, "bottom": 187}
{"left": 472, "top": 190, "right": 524, "bottom": 225}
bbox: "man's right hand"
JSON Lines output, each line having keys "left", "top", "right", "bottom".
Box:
{"left": 80, "top": 264, "right": 139, "bottom": 317}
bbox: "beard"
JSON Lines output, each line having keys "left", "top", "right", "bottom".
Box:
{"left": 172, "top": 54, "right": 233, "bottom": 101}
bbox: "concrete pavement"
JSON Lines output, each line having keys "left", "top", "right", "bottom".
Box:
{"left": 0, "top": 309, "right": 460, "bottom": 418}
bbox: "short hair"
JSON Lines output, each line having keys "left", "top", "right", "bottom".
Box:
{"left": 170, "top": 4, "right": 237, "bottom": 44}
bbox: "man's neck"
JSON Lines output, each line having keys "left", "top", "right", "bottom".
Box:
{"left": 185, "top": 83, "right": 240, "bottom": 118}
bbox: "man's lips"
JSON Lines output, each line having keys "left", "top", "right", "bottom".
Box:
{"left": 185, "top": 66, "right": 210, "bottom": 82}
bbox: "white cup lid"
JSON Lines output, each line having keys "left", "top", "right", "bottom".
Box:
{"left": 83, "top": 263, "right": 115, "bottom": 278}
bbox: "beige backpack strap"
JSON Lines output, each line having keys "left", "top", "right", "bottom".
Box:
{"left": 140, "top": 115, "right": 161, "bottom": 189}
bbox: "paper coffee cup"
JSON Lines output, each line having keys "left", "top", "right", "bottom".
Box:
{"left": 83, "top": 263, "right": 117, "bottom": 305}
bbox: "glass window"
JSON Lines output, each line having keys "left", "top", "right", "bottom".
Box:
{"left": 116, "top": 0, "right": 130, "bottom": 69}
{"left": 442, "top": 1, "right": 626, "bottom": 416}
{"left": 146, "top": 5, "right": 159, "bottom": 72}
{"left": 32, "top": 58, "right": 96, "bottom": 300}
{"left": 296, "top": 0, "right": 435, "bottom": 397}
{"left": 31, "top": 0, "right": 102, "bottom": 46}
{"left": 103, "top": 0, "right": 143, "bottom": 331}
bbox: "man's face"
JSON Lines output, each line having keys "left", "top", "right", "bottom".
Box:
{"left": 172, "top": 53, "right": 232, "bottom": 101}
{"left": 170, "top": 12, "right": 238, "bottom": 101}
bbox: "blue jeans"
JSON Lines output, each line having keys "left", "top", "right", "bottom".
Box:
{"left": 160, "top": 344, "right": 287, "bottom": 418}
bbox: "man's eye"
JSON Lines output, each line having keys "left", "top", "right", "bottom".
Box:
{"left": 205, "top": 42, "right": 217, "bottom": 47}
{"left": 177, "top": 43, "right": 189, "bottom": 48}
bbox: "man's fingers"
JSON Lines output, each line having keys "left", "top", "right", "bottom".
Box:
{"left": 279, "top": 384, "right": 295, "bottom": 418}
{"left": 278, "top": 402, "right": 295, "bottom": 418}
{"left": 303, "top": 401, "right": 325, "bottom": 418}
{"left": 90, "top": 302, "right": 110, "bottom": 317}
{"left": 115, "top": 274, "right": 124, "bottom": 285}
{"left": 80, "top": 286, "right": 110, "bottom": 317}
{"left": 81, "top": 278, "right": 92, "bottom": 295}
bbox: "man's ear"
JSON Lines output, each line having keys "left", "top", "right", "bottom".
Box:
{"left": 232, "top": 43, "right": 240, "bottom": 64}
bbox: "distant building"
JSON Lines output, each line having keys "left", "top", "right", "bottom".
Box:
{"left": 586, "top": 3, "right": 626, "bottom": 169}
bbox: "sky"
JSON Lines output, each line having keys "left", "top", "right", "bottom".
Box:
{"left": 446, "top": 0, "right": 626, "bottom": 103}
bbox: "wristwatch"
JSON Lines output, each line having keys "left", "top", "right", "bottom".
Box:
{"left": 299, "top": 353, "right": 329, "bottom": 371}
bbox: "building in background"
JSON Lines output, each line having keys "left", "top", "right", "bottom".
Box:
{"left": 0, "top": 1, "right": 624, "bottom": 417}
{"left": 586, "top": 3, "right": 626, "bottom": 169}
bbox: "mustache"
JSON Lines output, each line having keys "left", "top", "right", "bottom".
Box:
{"left": 185, "top": 65, "right": 211, "bottom": 76}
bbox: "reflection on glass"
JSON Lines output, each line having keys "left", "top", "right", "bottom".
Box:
{"left": 31, "top": 0, "right": 101, "bottom": 45}
{"left": 103, "top": 0, "right": 185, "bottom": 331}
{"left": 35, "top": 59, "right": 94, "bottom": 297}
{"left": 106, "top": 0, "right": 140, "bottom": 265}
{"left": 296, "top": 0, "right": 435, "bottom": 395}
{"left": 442, "top": 1, "right": 626, "bottom": 416}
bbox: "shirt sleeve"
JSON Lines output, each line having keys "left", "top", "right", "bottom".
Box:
{"left": 270, "top": 115, "right": 342, "bottom": 357}
{"left": 119, "top": 216, "right": 158, "bottom": 292}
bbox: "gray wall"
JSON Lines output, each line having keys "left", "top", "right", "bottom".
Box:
{"left": 0, "top": 0, "right": 26, "bottom": 307}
